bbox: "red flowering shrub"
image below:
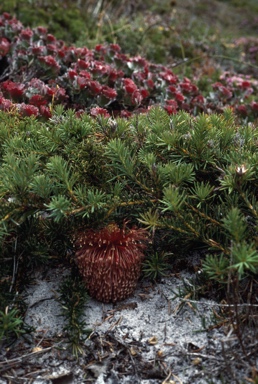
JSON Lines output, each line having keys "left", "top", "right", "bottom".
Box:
{"left": 0, "top": 37, "right": 10, "bottom": 56}
{"left": 123, "top": 78, "right": 137, "bottom": 94}
{"left": 29, "top": 94, "right": 47, "bottom": 107}
{"left": 1, "top": 80, "right": 24, "bottom": 100}
{"left": 0, "top": 12, "right": 257, "bottom": 120}
{"left": 90, "top": 106, "right": 110, "bottom": 118}
{"left": 0, "top": 96, "right": 13, "bottom": 111}
{"left": 38, "top": 55, "right": 61, "bottom": 73}
{"left": 17, "top": 103, "right": 39, "bottom": 117}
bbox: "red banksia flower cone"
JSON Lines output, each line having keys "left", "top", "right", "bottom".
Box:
{"left": 74, "top": 223, "right": 149, "bottom": 303}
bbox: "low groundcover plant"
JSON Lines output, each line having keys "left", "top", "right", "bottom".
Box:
{"left": 0, "top": 12, "right": 257, "bottom": 121}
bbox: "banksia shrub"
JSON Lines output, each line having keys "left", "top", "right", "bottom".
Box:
{"left": 74, "top": 223, "right": 149, "bottom": 303}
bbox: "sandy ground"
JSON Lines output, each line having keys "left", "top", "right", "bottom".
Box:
{"left": 0, "top": 267, "right": 254, "bottom": 384}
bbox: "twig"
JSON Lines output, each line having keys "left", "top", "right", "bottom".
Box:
{"left": 178, "top": 298, "right": 258, "bottom": 308}
{"left": 162, "top": 368, "right": 183, "bottom": 384}
{"left": 171, "top": 372, "right": 183, "bottom": 384}
{"left": 185, "top": 352, "right": 224, "bottom": 362}
{"left": 108, "top": 316, "right": 122, "bottom": 331}
{"left": 5, "top": 369, "right": 47, "bottom": 380}
{"left": 9, "top": 238, "right": 20, "bottom": 294}
{"left": 246, "top": 343, "right": 258, "bottom": 358}
{"left": 35, "top": 329, "right": 48, "bottom": 348}
{"left": 162, "top": 369, "right": 172, "bottom": 384}
{"left": 0, "top": 343, "right": 61, "bottom": 373}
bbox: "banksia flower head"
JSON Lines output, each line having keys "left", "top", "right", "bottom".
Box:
{"left": 74, "top": 223, "right": 149, "bottom": 303}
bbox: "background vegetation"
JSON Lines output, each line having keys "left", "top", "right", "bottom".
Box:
{"left": 1, "top": 0, "right": 258, "bottom": 67}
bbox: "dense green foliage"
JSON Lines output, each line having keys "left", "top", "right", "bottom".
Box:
{"left": 1, "top": 107, "right": 258, "bottom": 292}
